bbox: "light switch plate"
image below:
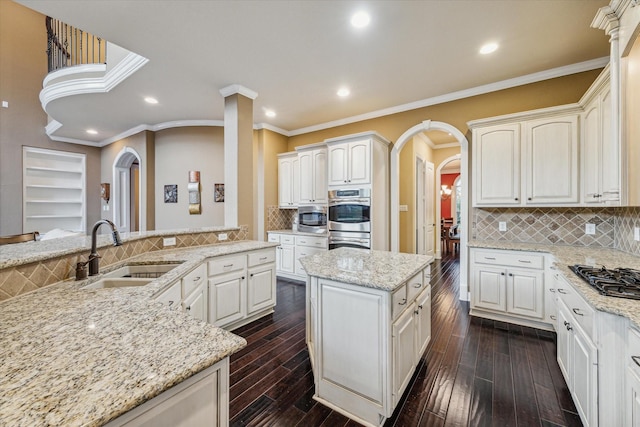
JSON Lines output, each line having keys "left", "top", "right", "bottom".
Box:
{"left": 399, "top": 205, "right": 408, "bottom": 212}
{"left": 163, "top": 237, "right": 176, "bottom": 247}
{"left": 634, "top": 227, "right": 640, "bottom": 241}
{"left": 1, "top": 101, "right": 8, "bottom": 108}
{"left": 218, "top": 233, "right": 228, "bottom": 241}
{"left": 498, "top": 221, "right": 507, "bottom": 232}
{"left": 585, "top": 223, "right": 596, "bottom": 235}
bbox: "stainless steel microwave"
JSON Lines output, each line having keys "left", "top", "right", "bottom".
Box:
{"left": 298, "top": 205, "right": 327, "bottom": 234}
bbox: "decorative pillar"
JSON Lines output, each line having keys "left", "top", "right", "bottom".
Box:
{"left": 219, "top": 84, "right": 257, "bottom": 232}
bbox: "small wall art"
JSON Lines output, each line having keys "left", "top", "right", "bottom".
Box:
{"left": 215, "top": 183, "right": 225, "bottom": 202}
{"left": 188, "top": 171, "right": 201, "bottom": 214}
{"left": 164, "top": 184, "right": 177, "bottom": 203}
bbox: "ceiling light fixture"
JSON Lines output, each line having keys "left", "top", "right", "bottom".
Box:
{"left": 337, "top": 87, "right": 350, "bottom": 97}
{"left": 265, "top": 109, "right": 276, "bottom": 118}
{"left": 144, "top": 97, "right": 159, "bottom": 104}
{"left": 350, "top": 11, "right": 370, "bottom": 28}
{"left": 86, "top": 129, "right": 98, "bottom": 135}
{"left": 479, "top": 42, "right": 499, "bottom": 55}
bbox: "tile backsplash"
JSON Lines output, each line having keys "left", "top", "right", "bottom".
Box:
{"left": 473, "top": 206, "right": 640, "bottom": 256}
{"left": 267, "top": 206, "right": 298, "bottom": 231}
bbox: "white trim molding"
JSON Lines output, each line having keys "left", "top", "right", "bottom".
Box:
{"left": 219, "top": 84, "right": 258, "bottom": 100}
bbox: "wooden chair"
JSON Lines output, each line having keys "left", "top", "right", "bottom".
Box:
{"left": 0, "top": 231, "right": 39, "bottom": 245}
{"left": 448, "top": 225, "right": 460, "bottom": 253}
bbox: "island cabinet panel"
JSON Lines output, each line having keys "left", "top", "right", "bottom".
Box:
{"left": 208, "top": 271, "right": 245, "bottom": 327}
{"left": 392, "top": 306, "right": 416, "bottom": 404}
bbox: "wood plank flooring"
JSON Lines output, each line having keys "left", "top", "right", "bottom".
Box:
{"left": 228, "top": 253, "right": 582, "bottom": 426}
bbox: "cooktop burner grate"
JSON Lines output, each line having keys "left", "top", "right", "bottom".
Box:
{"left": 569, "top": 265, "right": 640, "bottom": 300}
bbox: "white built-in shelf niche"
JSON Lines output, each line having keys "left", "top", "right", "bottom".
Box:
{"left": 23, "top": 147, "right": 86, "bottom": 234}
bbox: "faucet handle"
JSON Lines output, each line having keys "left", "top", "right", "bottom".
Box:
{"left": 75, "top": 261, "right": 88, "bottom": 280}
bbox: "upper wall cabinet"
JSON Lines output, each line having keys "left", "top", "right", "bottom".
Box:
{"left": 297, "top": 145, "right": 327, "bottom": 204}
{"left": 470, "top": 107, "right": 580, "bottom": 207}
{"left": 325, "top": 131, "right": 389, "bottom": 188}
{"left": 278, "top": 152, "right": 299, "bottom": 209}
{"left": 580, "top": 68, "right": 620, "bottom": 205}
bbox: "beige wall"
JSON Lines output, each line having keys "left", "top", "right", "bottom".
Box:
{"left": 0, "top": 1, "right": 101, "bottom": 236}
{"left": 258, "top": 129, "right": 290, "bottom": 239}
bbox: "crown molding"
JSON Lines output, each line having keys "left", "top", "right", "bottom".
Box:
{"left": 254, "top": 122, "right": 290, "bottom": 136}
{"left": 288, "top": 57, "right": 609, "bottom": 136}
{"left": 219, "top": 84, "right": 258, "bottom": 100}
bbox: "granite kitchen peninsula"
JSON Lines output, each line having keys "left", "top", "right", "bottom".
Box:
{"left": 300, "top": 247, "right": 434, "bottom": 427}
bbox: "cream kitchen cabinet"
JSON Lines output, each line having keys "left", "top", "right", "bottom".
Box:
{"left": 470, "top": 248, "right": 547, "bottom": 329}
{"left": 269, "top": 232, "right": 327, "bottom": 281}
{"left": 246, "top": 249, "right": 277, "bottom": 315}
{"left": 470, "top": 107, "right": 581, "bottom": 207}
{"left": 297, "top": 145, "right": 327, "bottom": 204}
{"left": 327, "top": 139, "right": 370, "bottom": 186}
{"left": 278, "top": 152, "right": 299, "bottom": 208}
{"left": 628, "top": 327, "right": 640, "bottom": 427}
{"left": 581, "top": 68, "right": 620, "bottom": 205}
{"left": 182, "top": 264, "right": 207, "bottom": 322}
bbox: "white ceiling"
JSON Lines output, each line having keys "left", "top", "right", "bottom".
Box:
{"left": 17, "top": 0, "right": 611, "bottom": 146}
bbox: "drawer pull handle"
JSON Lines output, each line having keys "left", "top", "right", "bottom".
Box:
{"left": 632, "top": 356, "right": 640, "bottom": 368}
{"left": 193, "top": 276, "right": 201, "bottom": 281}
{"left": 550, "top": 315, "right": 556, "bottom": 320}
{"left": 518, "top": 260, "right": 532, "bottom": 264}
{"left": 300, "top": 240, "right": 306, "bottom": 244}
{"left": 557, "top": 289, "right": 568, "bottom": 294}
{"left": 398, "top": 298, "right": 407, "bottom": 306}
{"left": 413, "top": 283, "right": 422, "bottom": 288}
{"left": 259, "top": 257, "right": 268, "bottom": 260}
{"left": 484, "top": 257, "right": 496, "bottom": 260}
{"left": 224, "top": 264, "right": 233, "bottom": 268}
{"left": 549, "top": 289, "right": 556, "bottom": 293}
{"left": 168, "top": 301, "right": 174, "bottom": 306}
{"left": 572, "top": 308, "right": 584, "bottom": 316}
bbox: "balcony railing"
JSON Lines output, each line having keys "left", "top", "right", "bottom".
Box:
{"left": 46, "top": 16, "right": 106, "bottom": 73}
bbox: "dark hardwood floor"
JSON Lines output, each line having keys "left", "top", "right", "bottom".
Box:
{"left": 228, "top": 253, "right": 582, "bottom": 427}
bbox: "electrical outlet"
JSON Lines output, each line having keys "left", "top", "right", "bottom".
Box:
{"left": 1, "top": 101, "right": 8, "bottom": 108}
{"left": 218, "top": 233, "right": 228, "bottom": 241}
{"left": 498, "top": 221, "right": 507, "bottom": 232}
{"left": 634, "top": 227, "right": 640, "bottom": 241}
{"left": 163, "top": 237, "right": 176, "bottom": 247}
{"left": 585, "top": 223, "right": 596, "bottom": 235}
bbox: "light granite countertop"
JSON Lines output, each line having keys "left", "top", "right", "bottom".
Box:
{"left": 468, "top": 240, "right": 640, "bottom": 330}
{"left": 0, "top": 240, "right": 278, "bottom": 427}
{"left": 299, "top": 247, "right": 433, "bottom": 291}
{"left": 0, "top": 226, "right": 240, "bottom": 269}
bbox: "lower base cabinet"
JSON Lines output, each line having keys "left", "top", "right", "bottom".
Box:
{"left": 106, "top": 358, "right": 229, "bottom": 427}
{"left": 269, "top": 232, "right": 327, "bottom": 281}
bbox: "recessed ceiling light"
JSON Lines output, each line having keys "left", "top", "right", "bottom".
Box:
{"left": 86, "top": 129, "right": 98, "bottom": 135}
{"left": 265, "top": 109, "right": 276, "bottom": 118}
{"left": 337, "top": 87, "right": 350, "bottom": 97}
{"left": 144, "top": 97, "right": 159, "bottom": 104}
{"left": 351, "top": 11, "right": 370, "bottom": 28}
{"left": 479, "top": 42, "right": 499, "bottom": 55}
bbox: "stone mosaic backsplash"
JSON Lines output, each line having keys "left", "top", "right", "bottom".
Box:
{"left": 0, "top": 226, "right": 248, "bottom": 302}
{"left": 267, "top": 206, "right": 298, "bottom": 231}
{"left": 473, "top": 206, "right": 640, "bottom": 257}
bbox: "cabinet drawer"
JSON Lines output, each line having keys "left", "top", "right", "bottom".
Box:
{"left": 556, "top": 277, "right": 595, "bottom": 338}
{"left": 156, "top": 282, "right": 181, "bottom": 308}
{"left": 267, "top": 234, "right": 280, "bottom": 243}
{"left": 208, "top": 255, "right": 246, "bottom": 276}
{"left": 248, "top": 249, "right": 276, "bottom": 267}
{"left": 474, "top": 249, "right": 544, "bottom": 269}
{"left": 296, "top": 235, "right": 327, "bottom": 249}
{"left": 406, "top": 271, "right": 425, "bottom": 303}
{"left": 392, "top": 285, "right": 408, "bottom": 320}
{"left": 281, "top": 235, "right": 295, "bottom": 245}
{"left": 629, "top": 327, "right": 640, "bottom": 378}
{"left": 182, "top": 264, "right": 206, "bottom": 298}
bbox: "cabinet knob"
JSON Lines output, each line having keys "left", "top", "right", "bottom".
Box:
{"left": 241, "top": 276, "right": 245, "bottom": 280}
{"left": 527, "top": 197, "right": 532, "bottom": 201}
{"left": 414, "top": 309, "right": 420, "bottom": 315}
{"left": 515, "top": 198, "right": 519, "bottom": 201}
{"left": 501, "top": 272, "right": 505, "bottom": 276}
{"left": 186, "top": 306, "right": 191, "bottom": 311}
{"left": 508, "top": 273, "right": 513, "bottom": 277}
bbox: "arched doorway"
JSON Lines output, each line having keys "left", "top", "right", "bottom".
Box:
{"left": 112, "top": 147, "right": 144, "bottom": 233}
{"left": 391, "top": 120, "right": 470, "bottom": 301}
{"left": 435, "top": 154, "right": 461, "bottom": 258}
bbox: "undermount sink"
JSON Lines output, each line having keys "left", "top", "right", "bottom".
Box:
{"left": 83, "top": 277, "right": 154, "bottom": 289}
{"left": 83, "top": 264, "right": 179, "bottom": 289}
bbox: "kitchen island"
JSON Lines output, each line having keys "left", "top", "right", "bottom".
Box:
{"left": 300, "top": 248, "right": 433, "bottom": 427}
{"left": 0, "top": 239, "right": 279, "bottom": 427}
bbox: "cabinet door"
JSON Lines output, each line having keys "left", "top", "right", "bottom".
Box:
{"left": 292, "top": 156, "right": 300, "bottom": 206}
{"left": 525, "top": 115, "right": 579, "bottom": 204}
{"left": 295, "top": 246, "right": 324, "bottom": 277}
{"left": 600, "top": 87, "right": 620, "bottom": 202}
{"left": 415, "top": 287, "right": 432, "bottom": 360}
{"left": 247, "top": 264, "right": 276, "bottom": 314}
{"left": 572, "top": 323, "right": 598, "bottom": 427}
{"left": 347, "top": 140, "right": 371, "bottom": 185}
{"left": 328, "top": 145, "right": 349, "bottom": 186}
{"left": 556, "top": 299, "right": 572, "bottom": 384}
{"left": 298, "top": 151, "right": 314, "bottom": 203}
{"left": 506, "top": 268, "right": 544, "bottom": 319}
{"left": 471, "top": 265, "right": 506, "bottom": 312}
{"left": 278, "top": 157, "right": 293, "bottom": 207}
{"left": 472, "top": 124, "right": 521, "bottom": 205}
{"left": 183, "top": 284, "right": 206, "bottom": 322}
{"left": 312, "top": 149, "right": 327, "bottom": 203}
{"left": 208, "top": 272, "right": 245, "bottom": 327}
{"left": 280, "top": 244, "right": 295, "bottom": 274}
{"left": 393, "top": 305, "right": 417, "bottom": 405}
{"left": 582, "top": 102, "right": 602, "bottom": 204}
{"left": 628, "top": 369, "right": 640, "bottom": 427}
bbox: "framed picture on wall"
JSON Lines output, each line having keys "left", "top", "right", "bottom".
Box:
{"left": 164, "top": 184, "right": 177, "bottom": 203}
{"left": 214, "top": 183, "right": 224, "bottom": 202}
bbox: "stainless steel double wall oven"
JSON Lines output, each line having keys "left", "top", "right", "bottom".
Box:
{"left": 328, "top": 188, "right": 371, "bottom": 249}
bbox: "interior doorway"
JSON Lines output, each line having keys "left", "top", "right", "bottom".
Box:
{"left": 437, "top": 155, "right": 462, "bottom": 259}
{"left": 113, "top": 147, "right": 142, "bottom": 233}
{"left": 415, "top": 157, "right": 435, "bottom": 256}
